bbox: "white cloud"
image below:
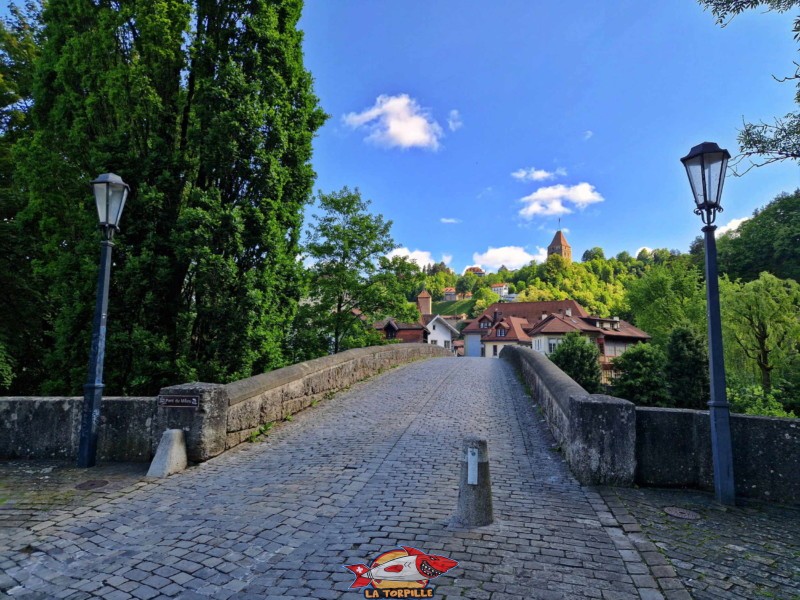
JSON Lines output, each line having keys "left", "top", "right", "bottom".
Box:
{"left": 583, "top": 130, "right": 594, "bottom": 140}
{"left": 447, "top": 109, "right": 463, "bottom": 132}
{"left": 387, "top": 247, "right": 436, "bottom": 267}
{"left": 511, "top": 166, "right": 567, "bottom": 182}
{"left": 472, "top": 246, "right": 547, "bottom": 270}
{"left": 518, "top": 182, "right": 604, "bottom": 220}
{"left": 440, "top": 217, "right": 461, "bottom": 224}
{"left": 343, "top": 94, "right": 443, "bottom": 150}
{"left": 388, "top": 247, "right": 451, "bottom": 267}
{"left": 716, "top": 216, "right": 750, "bottom": 237}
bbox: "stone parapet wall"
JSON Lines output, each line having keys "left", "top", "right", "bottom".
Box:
{"left": 0, "top": 397, "right": 157, "bottom": 461}
{"left": 636, "top": 408, "right": 799, "bottom": 504}
{"left": 500, "top": 345, "right": 636, "bottom": 485}
{"left": 159, "top": 343, "right": 451, "bottom": 462}
{"left": 1, "top": 344, "right": 451, "bottom": 463}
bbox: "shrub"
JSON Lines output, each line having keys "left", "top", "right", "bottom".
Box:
{"left": 549, "top": 332, "right": 602, "bottom": 393}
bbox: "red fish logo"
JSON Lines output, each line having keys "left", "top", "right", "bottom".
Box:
{"left": 344, "top": 546, "right": 458, "bottom": 591}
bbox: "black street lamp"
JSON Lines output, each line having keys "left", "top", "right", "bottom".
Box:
{"left": 680, "top": 142, "right": 735, "bottom": 505}
{"left": 77, "top": 173, "right": 130, "bottom": 468}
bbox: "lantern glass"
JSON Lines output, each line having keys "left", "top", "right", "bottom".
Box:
{"left": 680, "top": 142, "right": 730, "bottom": 211}
{"left": 91, "top": 173, "right": 129, "bottom": 228}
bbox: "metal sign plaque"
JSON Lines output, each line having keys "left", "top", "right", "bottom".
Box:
{"left": 158, "top": 395, "right": 199, "bottom": 409}
{"left": 467, "top": 447, "right": 478, "bottom": 485}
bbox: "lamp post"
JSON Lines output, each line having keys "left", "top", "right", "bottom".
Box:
{"left": 77, "top": 173, "right": 130, "bottom": 468}
{"left": 680, "top": 142, "right": 735, "bottom": 505}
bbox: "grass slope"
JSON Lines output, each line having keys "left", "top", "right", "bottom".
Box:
{"left": 432, "top": 299, "right": 476, "bottom": 316}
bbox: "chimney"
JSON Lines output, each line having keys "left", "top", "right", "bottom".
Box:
{"left": 565, "top": 308, "right": 572, "bottom": 317}
{"left": 493, "top": 309, "right": 499, "bottom": 324}
{"left": 541, "top": 311, "right": 547, "bottom": 321}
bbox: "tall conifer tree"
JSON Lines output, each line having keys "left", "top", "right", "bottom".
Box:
{"left": 3, "top": 0, "right": 325, "bottom": 394}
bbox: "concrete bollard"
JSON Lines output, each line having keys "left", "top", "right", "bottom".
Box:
{"left": 455, "top": 436, "right": 493, "bottom": 527}
{"left": 146, "top": 429, "right": 188, "bottom": 478}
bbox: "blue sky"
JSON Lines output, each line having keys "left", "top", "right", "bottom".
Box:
{"left": 299, "top": 1, "right": 800, "bottom": 273}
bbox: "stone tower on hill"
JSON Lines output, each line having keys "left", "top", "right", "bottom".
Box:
{"left": 547, "top": 230, "right": 572, "bottom": 263}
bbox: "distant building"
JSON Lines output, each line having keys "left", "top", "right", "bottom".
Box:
{"left": 490, "top": 282, "right": 509, "bottom": 297}
{"left": 547, "top": 230, "right": 572, "bottom": 263}
{"left": 443, "top": 287, "right": 457, "bottom": 301}
{"left": 461, "top": 300, "right": 649, "bottom": 382}
{"left": 373, "top": 291, "right": 458, "bottom": 352}
{"left": 465, "top": 266, "right": 486, "bottom": 277}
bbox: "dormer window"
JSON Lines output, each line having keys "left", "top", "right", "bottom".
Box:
{"left": 497, "top": 328, "right": 507, "bottom": 337}
{"left": 479, "top": 320, "right": 490, "bottom": 329}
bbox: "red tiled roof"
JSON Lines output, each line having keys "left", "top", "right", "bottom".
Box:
{"left": 483, "top": 316, "right": 532, "bottom": 343}
{"left": 417, "top": 290, "right": 431, "bottom": 298}
{"left": 548, "top": 230, "right": 570, "bottom": 248}
{"left": 373, "top": 318, "right": 426, "bottom": 331}
{"left": 480, "top": 301, "right": 589, "bottom": 321}
{"left": 444, "top": 287, "right": 456, "bottom": 292}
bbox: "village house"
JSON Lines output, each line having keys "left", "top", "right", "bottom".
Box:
{"left": 443, "top": 287, "right": 457, "bottom": 301}
{"left": 464, "top": 266, "right": 485, "bottom": 277}
{"left": 373, "top": 290, "right": 459, "bottom": 352}
{"left": 461, "top": 300, "right": 649, "bottom": 382}
{"left": 490, "top": 282, "right": 509, "bottom": 297}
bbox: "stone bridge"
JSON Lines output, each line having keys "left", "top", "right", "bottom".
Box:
{"left": 2, "top": 356, "right": 798, "bottom": 599}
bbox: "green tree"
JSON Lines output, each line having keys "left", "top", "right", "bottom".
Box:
{"left": 0, "top": 3, "right": 47, "bottom": 393}
{"left": 727, "top": 384, "right": 795, "bottom": 418}
{"left": 665, "top": 326, "right": 710, "bottom": 409}
{"left": 716, "top": 190, "right": 800, "bottom": 282}
{"left": 699, "top": 0, "right": 800, "bottom": 170}
{"left": 625, "top": 263, "right": 707, "bottom": 346}
{"left": 472, "top": 287, "right": 500, "bottom": 315}
{"left": 456, "top": 271, "right": 478, "bottom": 295}
{"left": 303, "top": 187, "right": 417, "bottom": 354}
{"left": 720, "top": 272, "right": 800, "bottom": 394}
{"left": 549, "top": 331, "right": 602, "bottom": 393}
{"left": 581, "top": 247, "right": 605, "bottom": 262}
{"left": 2, "top": 0, "right": 326, "bottom": 394}
{"left": 612, "top": 343, "right": 670, "bottom": 407}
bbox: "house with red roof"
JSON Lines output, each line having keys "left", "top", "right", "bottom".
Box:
{"left": 373, "top": 291, "right": 459, "bottom": 352}
{"left": 443, "top": 287, "right": 457, "bottom": 301}
{"left": 461, "top": 300, "right": 649, "bottom": 381}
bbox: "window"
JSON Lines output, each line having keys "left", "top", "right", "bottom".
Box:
{"left": 497, "top": 328, "right": 506, "bottom": 337}
{"left": 433, "top": 324, "right": 436, "bottom": 330}
{"left": 430, "top": 339, "right": 437, "bottom": 345}
{"left": 386, "top": 329, "right": 396, "bottom": 339}
{"left": 479, "top": 320, "right": 490, "bottom": 329}
{"left": 444, "top": 340, "right": 451, "bottom": 349}
{"left": 492, "top": 345, "right": 498, "bottom": 356}
{"left": 548, "top": 338, "right": 561, "bottom": 354}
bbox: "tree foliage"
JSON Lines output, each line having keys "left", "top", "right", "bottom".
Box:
{"left": 665, "top": 326, "right": 710, "bottom": 409}
{"left": 1, "top": 0, "right": 326, "bottom": 394}
{"left": 699, "top": 0, "right": 800, "bottom": 171}
{"left": 720, "top": 272, "right": 800, "bottom": 394}
{"left": 549, "top": 331, "right": 602, "bottom": 393}
{"left": 612, "top": 343, "right": 671, "bottom": 407}
{"left": 716, "top": 190, "right": 800, "bottom": 282}
{"left": 302, "top": 187, "right": 418, "bottom": 355}
{"left": 624, "top": 261, "right": 707, "bottom": 346}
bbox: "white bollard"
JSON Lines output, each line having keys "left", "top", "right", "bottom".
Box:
{"left": 146, "top": 429, "right": 188, "bottom": 478}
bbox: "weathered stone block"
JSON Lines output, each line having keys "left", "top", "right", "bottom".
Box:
{"left": 156, "top": 382, "right": 228, "bottom": 462}
{"left": 568, "top": 394, "right": 636, "bottom": 485}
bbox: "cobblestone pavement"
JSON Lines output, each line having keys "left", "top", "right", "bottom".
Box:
{"left": 0, "top": 357, "right": 769, "bottom": 599}
{"left": 598, "top": 487, "right": 800, "bottom": 600}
